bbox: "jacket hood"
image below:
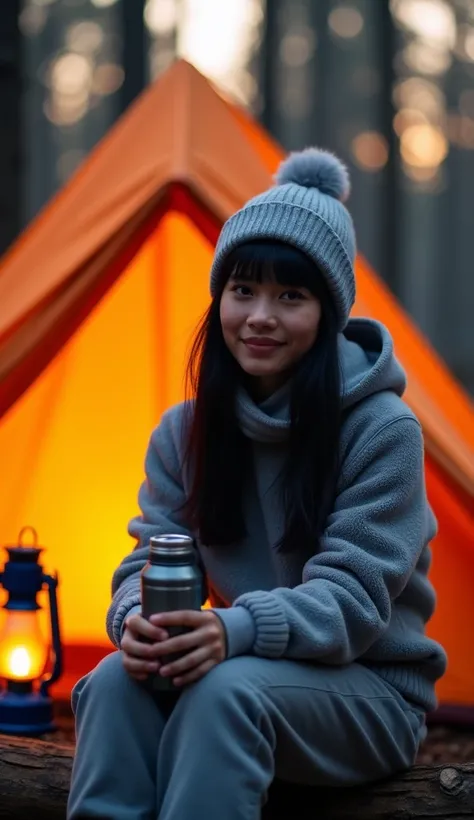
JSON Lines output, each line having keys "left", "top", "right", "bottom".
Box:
{"left": 340, "top": 318, "right": 406, "bottom": 409}
{"left": 236, "top": 318, "right": 406, "bottom": 442}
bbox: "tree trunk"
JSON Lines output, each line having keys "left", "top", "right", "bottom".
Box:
{"left": 0, "top": 0, "right": 22, "bottom": 257}
{"left": 0, "top": 733, "right": 473, "bottom": 819}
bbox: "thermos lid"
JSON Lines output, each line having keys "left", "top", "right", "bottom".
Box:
{"left": 149, "top": 534, "right": 195, "bottom": 564}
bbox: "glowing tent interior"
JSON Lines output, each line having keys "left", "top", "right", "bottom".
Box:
{"left": 0, "top": 60, "right": 472, "bottom": 708}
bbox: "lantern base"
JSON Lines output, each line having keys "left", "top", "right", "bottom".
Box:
{"left": 0, "top": 686, "right": 56, "bottom": 736}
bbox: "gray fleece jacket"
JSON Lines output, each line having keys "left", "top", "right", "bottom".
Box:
{"left": 107, "top": 318, "right": 447, "bottom": 713}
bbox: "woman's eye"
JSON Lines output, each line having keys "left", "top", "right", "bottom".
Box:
{"left": 233, "top": 285, "right": 253, "bottom": 297}
{"left": 281, "top": 290, "right": 305, "bottom": 301}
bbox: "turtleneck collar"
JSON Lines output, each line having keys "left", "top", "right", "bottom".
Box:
{"left": 236, "top": 382, "right": 291, "bottom": 443}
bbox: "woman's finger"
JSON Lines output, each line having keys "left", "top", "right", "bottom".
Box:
{"left": 123, "top": 658, "right": 158, "bottom": 680}
{"left": 151, "top": 626, "right": 210, "bottom": 658}
{"left": 122, "top": 651, "right": 159, "bottom": 676}
{"left": 121, "top": 632, "right": 163, "bottom": 662}
{"left": 159, "top": 645, "right": 210, "bottom": 679}
{"left": 150, "top": 610, "right": 209, "bottom": 630}
{"left": 173, "top": 660, "right": 215, "bottom": 687}
{"left": 122, "top": 652, "right": 159, "bottom": 673}
{"left": 126, "top": 613, "right": 168, "bottom": 642}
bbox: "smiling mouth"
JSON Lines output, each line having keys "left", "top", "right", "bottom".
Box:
{"left": 241, "top": 339, "right": 285, "bottom": 358}
{"left": 242, "top": 338, "right": 284, "bottom": 347}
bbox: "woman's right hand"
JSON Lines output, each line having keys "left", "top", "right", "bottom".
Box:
{"left": 120, "top": 611, "right": 169, "bottom": 681}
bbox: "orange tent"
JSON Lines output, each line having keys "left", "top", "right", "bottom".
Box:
{"left": 0, "top": 60, "right": 473, "bottom": 707}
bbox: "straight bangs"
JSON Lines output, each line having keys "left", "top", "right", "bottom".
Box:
{"left": 220, "top": 240, "right": 327, "bottom": 300}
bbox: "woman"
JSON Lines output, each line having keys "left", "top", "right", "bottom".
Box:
{"left": 68, "top": 148, "right": 447, "bottom": 820}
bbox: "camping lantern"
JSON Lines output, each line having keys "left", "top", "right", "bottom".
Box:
{"left": 0, "top": 527, "right": 62, "bottom": 735}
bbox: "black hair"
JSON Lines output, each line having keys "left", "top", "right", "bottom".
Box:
{"left": 184, "top": 240, "right": 342, "bottom": 553}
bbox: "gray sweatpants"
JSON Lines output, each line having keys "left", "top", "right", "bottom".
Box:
{"left": 67, "top": 651, "right": 425, "bottom": 820}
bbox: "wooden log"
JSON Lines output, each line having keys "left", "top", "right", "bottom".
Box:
{"left": 265, "top": 765, "right": 474, "bottom": 819}
{"left": 0, "top": 733, "right": 473, "bottom": 819}
{"left": 0, "top": 734, "right": 73, "bottom": 820}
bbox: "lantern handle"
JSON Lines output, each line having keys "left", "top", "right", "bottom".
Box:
{"left": 39, "top": 572, "right": 63, "bottom": 697}
{"left": 18, "top": 526, "right": 39, "bottom": 548}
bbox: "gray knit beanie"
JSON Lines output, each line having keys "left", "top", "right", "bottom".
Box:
{"left": 210, "top": 147, "right": 357, "bottom": 330}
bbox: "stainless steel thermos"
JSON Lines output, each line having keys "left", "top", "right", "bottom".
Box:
{"left": 141, "top": 533, "right": 203, "bottom": 692}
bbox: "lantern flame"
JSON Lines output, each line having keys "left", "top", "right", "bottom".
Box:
{"left": 8, "top": 647, "right": 33, "bottom": 679}
{"left": 0, "top": 611, "right": 48, "bottom": 681}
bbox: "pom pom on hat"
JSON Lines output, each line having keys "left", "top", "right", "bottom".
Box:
{"left": 275, "top": 147, "right": 350, "bottom": 203}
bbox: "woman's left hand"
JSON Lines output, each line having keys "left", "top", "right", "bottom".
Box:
{"left": 149, "top": 610, "right": 226, "bottom": 687}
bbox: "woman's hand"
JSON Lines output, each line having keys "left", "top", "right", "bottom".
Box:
{"left": 150, "top": 610, "right": 226, "bottom": 687}
{"left": 121, "top": 612, "right": 168, "bottom": 681}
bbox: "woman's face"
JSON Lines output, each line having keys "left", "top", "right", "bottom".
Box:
{"left": 220, "top": 275, "right": 322, "bottom": 398}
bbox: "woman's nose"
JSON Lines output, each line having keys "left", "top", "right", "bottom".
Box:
{"left": 246, "top": 300, "right": 277, "bottom": 328}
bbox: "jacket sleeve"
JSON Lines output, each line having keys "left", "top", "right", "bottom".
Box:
{"left": 216, "top": 416, "right": 434, "bottom": 663}
{"left": 105, "top": 406, "right": 203, "bottom": 647}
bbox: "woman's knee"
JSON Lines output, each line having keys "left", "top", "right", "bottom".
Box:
{"left": 179, "top": 656, "right": 267, "bottom": 717}
{"left": 71, "top": 651, "right": 129, "bottom": 714}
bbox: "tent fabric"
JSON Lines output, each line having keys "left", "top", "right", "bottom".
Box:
{"left": 0, "top": 60, "right": 472, "bottom": 708}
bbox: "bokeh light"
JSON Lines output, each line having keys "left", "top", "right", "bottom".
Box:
{"left": 351, "top": 131, "right": 389, "bottom": 171}
{"left": 19, "top": 5, "right": 48, "bottom": 37}
{"left": 393, "top": 77, "right": 445, "bottom": 120}
{"left": 66, "top": 21, "right": 104, "bottom": 54}
{"left": 280, "top": 29, "right": 316, "bottom": 68}
{"left": 92, "top": 64, "right": 125, "bottom": 96}
{"left": 144, "top": 0, "right": 178, "bottom": 36}
{"left": 44, "top": 92, "right": 89, "bottom": 127}
{"left": 391, "top": 0, "right": 456, "bottom": 49}
{"left": 328, "top": 6, "right": 364, "bottom": 39}
{"left": 50, "top": 53, "right": 93, "bottom": 96}
{"left": 402, "top": 40, "right": 452, "bottom": 75}
{"left": 393, "top": 107, "right": 428, "bottom": 136}
{"left": 400, "top": 122, "right": 448, "bottom": 168}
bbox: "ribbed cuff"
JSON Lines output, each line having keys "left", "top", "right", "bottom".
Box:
{"left": 212, "top": 606, "right": 256, "bottom": 658}
{"left": 111, "top": 597, "right": 141, "bottom": 647}
{"left": 120, "top": 604, "right": 142, "bottom": 638}
{"left": 234, "top": 591, "right": 289, "bottom": 658}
